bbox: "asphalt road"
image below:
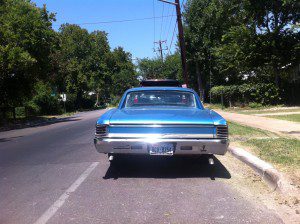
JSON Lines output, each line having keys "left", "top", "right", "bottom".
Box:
{"left": 0, "top": 110, "right": 284, "bottom": 224}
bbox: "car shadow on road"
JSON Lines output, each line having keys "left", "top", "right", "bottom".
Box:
{"left": 103, "top": 155, "right": 231, "bottom": 180}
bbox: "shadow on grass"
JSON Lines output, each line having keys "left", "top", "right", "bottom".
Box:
{"left": 103, "top": 155, "right": 231, "bottom": 180}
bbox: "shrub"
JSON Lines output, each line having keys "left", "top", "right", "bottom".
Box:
{"left": 109, "top": 95, "right": 121, "bottom": 107}
{"left": 29, "top": 82, "right": 63, "bottom": 115}
{"left": 210, "top": 83, "right": 280, "bottom": 107}
{"left": 248, "top": 102, "right": 263, "bottom": 108}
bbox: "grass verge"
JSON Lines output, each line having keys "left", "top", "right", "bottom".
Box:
{"left": 265, "top": 114, "right": 300, "bottom": 123}
{"left": 243, "top": 138, "right": 300, "bottom": 167}
{"left": 205, "top": 103, "right": 300, "bottom": 115}
{"left": 228, "top": 121, "right": 299, "bottom": 169}
{"left": 228, "top": 121, "right": 272, "bottom": 138}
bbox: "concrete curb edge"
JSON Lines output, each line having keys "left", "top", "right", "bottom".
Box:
{"left": 228, "top": 147, "right": 284, "bottom": 192}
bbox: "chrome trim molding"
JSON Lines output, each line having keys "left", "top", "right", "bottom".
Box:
{"left": 94, "top": 137, "right": 228, "bottom": 155}
{"left": 109, "top": 124, "right": 215, "bottom": 128}
{"left": 107, "top": 133, "right": 213, "bottom": 138}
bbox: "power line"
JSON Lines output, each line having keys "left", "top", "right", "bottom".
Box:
{"left": 163, "top": 4, "right": 171, "bottom": 37}
{"left": 52, "top": 15, "right": 176, "bottom": 27}
{"left": 165, "top": 0, "right": 185, "bottom": 55}
{"left": 168, "top": 21, "right": 177, "bottom": 55}
{"left": 165, "top": 6, "right": 175, "bottom": 45}
{"left": 159, "top": 0, "right": 188, "bottom": 86}
{"left": 159, "top": 3, "right": 165, "bottom": 40}
{"left": 153, "top": 0, "right": 156, "bottom": 54}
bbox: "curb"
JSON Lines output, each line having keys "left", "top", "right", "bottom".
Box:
{"left": 228, "top": 147, "right": 283, "bottom": 192}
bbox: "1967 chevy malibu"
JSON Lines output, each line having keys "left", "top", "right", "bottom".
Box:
{"left": 94, "top": 85, "right": 228, "bottom": 162}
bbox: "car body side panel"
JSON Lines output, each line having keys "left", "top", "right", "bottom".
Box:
{"left": 96, "top": 108, "right": 118, "bottom": 125}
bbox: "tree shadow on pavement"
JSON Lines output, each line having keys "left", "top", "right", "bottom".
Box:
{"left": 0, "top": 136, "right": 23, "bottom": 143}
{"left": 103, "top": 155, "right": 231, "bottom": 180}
{"left": 0, "top": 116, "right": 82, "bottom": 132}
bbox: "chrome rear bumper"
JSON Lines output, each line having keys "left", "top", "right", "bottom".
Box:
{"left": 94, "top": 137, "right": 228, "bottom": 155}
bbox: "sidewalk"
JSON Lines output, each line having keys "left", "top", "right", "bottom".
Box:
{"left": 216, "top": 110, "right": 300, "bottom": 139}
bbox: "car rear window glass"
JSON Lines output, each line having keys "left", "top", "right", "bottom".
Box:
{"left": 124, "top": 91, "right": 196, "bottom": 108}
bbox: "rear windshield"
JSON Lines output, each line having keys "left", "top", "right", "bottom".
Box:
{"left": 124, "top": 90, "right": 196, "bottom": 108}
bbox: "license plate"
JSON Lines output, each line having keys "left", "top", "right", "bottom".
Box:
{"left": 149, "top": 143, "right": 174, "bottom": 155}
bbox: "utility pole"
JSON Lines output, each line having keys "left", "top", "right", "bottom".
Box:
{"left": 158, "top": 0, "right": 189, "bottom": 87}
{"left": 154, "top": 40, "right": 168, "bottom": 62}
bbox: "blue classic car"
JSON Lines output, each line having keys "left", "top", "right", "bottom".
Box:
{"left": 94, "top": 86, "right": 228, "bottom": 162}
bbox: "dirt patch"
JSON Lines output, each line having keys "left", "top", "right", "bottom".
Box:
{"left": 218, "top": 145, "right": 300, "bottom": 224}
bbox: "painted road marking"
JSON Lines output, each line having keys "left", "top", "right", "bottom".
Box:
{"left": 33, "top": 162, "right": 99, "bottom": 224}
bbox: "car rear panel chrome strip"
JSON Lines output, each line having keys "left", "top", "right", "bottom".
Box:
{"left": 94, "top": 138, "right": 228, "bottom": 155}
{"left": 109, "top": 124, "right": 215, "bottom": 128}
{"left": 107, "top": 133, "right": 213, "bottom": 138}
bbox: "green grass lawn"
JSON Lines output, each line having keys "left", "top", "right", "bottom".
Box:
{"left": 228, "top": 121, "right": 272, "bottom": 138}
{"left": 205, "top": 103, "right": 300, "bottom": 115}
{"left": 265, "top": 114, "right": 300, "bottom": 123}
{"left": 228, "top": 121, "right": 299, "bottom": 168}
{"left": 240, "top": 108, "right": 300, "bottom": 115}
{"left": 244, "top": 138, "right": 300, "bottom": 167}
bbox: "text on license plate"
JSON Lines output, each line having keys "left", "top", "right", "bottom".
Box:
{"left": 149, "top": 143, "right": 174, "bottom": 155}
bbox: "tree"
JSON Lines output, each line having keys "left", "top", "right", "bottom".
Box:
{"left": 56, "top": 24, "right": 92, "bottom": 108}
{"left": 109, "top": 47, "right": 138, "bottom": 97}
{"left": 0, "top": 0, "right": 57, "bottom": 107}
{"left": 184, "top": 0, "right": 241, "bottom": 98}
{"left": 87, "top": 31, "right": 111, "bottom": 106}
{"left": 137, "top": 53, "right": 182, "bottom": 81}
{"left": 183, "top": 0, "right": 300, "bottom": 101}
{"left": 215, "top": 0, "right": 300, "bottom": 87}
{"left": 56, "top": 26, "right": 137, "bottom": 108}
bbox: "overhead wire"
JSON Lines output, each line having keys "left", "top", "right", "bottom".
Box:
{"left": 52, "top": 15, "right": 175, "bottom": 27}
{"left": 168, "top": 21, "right": 177, "bottom": 55}
{"left": 159, "top": 3, "right": 165, "bottom": 40}
{"left": 165, "top": 6, "right": 175, "bottom": 48}
{"left": 167, "top": 0, "right": 186, "bottom": 55}
{"left": 153, "top": 0, "right": 156, "bottom": 53}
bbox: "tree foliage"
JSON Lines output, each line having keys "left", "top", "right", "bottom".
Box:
{"left": 183, "top": 0, "right": 300, "bottom": 102}
{"left": 210, "top": 83, "right": 280, "bottom": 106}
{"left": 0, "top": 0, "right": 137, "bottom": 114}
{"left": 137, "top": 53, "right": 183, "bottom": 81}
{"left": 0, "top": 0, "right": 58, "bottom": 107}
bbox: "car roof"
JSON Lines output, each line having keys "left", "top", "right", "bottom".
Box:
{"left": 126, "top": 86, "right": 196, "bottom": 93}
{"left": 140, "top": 79, "right": 181, "bottom": 87}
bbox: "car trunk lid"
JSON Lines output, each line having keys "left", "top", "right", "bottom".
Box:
{"left": 109, "top": 108, "right": 214, "bottom": 125}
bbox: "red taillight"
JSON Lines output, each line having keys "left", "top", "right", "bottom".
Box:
{"left": 134, "top": 95, "right": 138, "bottom": 103}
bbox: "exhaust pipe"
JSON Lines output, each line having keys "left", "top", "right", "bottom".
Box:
{"left": 208, "top": 157, "right": 214, "bottom": 165}
{"left": 108, "top": 155, "right": 114, "bottom": 162}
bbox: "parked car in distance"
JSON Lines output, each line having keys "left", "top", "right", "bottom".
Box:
{"left": 94, "top": 85, "right": 228, "bottom": 163}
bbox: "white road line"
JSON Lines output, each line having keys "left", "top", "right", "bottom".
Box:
{"left": 33, "top": 162, "right": 99, "bottom": 224}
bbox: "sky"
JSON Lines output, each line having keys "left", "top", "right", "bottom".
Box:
{"left": 32, "top": 0, "right": 181, "bottom": 60}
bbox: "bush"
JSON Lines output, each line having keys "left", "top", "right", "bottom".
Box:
{"left": 28, "top": 82, "right": 63, "bottom": 115}
{"left": 15, "top": 107, "right": 26, "bottom": 118}
{"left": 248, "top": 102, "right": 263, "bottom": 108}
{"left": 24, "top": 100, "right": 40, "bottom": 116}
{"left": 109, "top": 95, "right": 121, "bottom": 107}
{"left": 210, "top": 83, "right": 280, "bottom": 107}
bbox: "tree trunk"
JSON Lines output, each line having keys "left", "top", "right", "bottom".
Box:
{"left": 274, "top": 66, "right": 280, "bottom": 88}
{"left": 95, "top": 91, "right": 99, "bottom": 107}
{"left": 196, "top": 62, "right": 204, "bottom": 101}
